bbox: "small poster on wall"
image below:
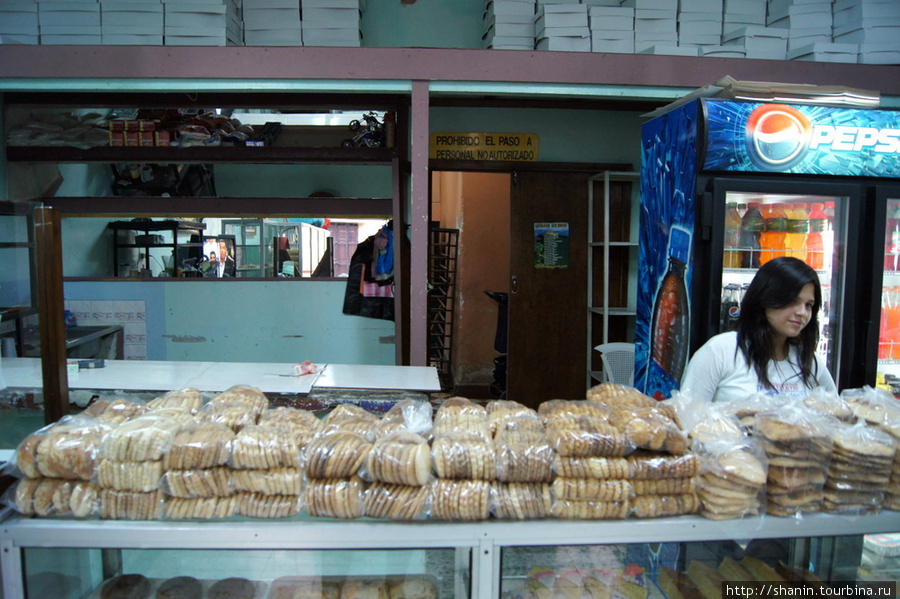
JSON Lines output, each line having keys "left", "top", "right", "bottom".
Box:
{"left": 534, "top": 222, "right": 569, "bottom": 269}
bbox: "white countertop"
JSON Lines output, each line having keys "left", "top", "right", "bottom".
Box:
{"left": 0, "top": 358, "right": 441, "bottom": 394}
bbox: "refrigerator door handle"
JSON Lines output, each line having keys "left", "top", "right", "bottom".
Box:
{"left": 699, "top": 191, "right": 714, "bottom": 241}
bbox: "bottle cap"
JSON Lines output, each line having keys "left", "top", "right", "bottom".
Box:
{"left": 668, "top": 226, "right": 691, "bottom": 264}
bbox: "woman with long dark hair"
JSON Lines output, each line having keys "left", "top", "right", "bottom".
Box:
{"left": 681, "top": 256, "right": 836, "bottom": 402}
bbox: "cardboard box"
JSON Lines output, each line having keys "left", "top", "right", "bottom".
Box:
{"left": 591, "top": 37, "right": 635, "bottom": 53}
{"left": 0, "top": 33, "right": 39, "bottom": 43}
{"left": 787, "top": 42, "right": 858, "bottom": 63}
{"left": 535, "top": 35, "right": 591, "bottom": 51}
{"left": 301, "top": 27, "right": 360, "bottom": 45}
{"left": 41, "top": 33, "right": 102, "bottom": 43}
{"left": 0, "top": 11, "right": 39, "bottom": 35}
{"left": 484, "top": 34, "right": 534, "bottom": 49}
{"left": 589, "top": 15, "right": 634, "bottom": 31}
{"left": 490, "top": 22, "right": 533, "bottom": 37}
{"left": 535, "top": 25, "right": 589, "bottom": 37}
{"left": 243, "top": 8, "right": 301, "bottom": 30}
{"left": 638, "top": 43, "right": 699, "bottom": 55}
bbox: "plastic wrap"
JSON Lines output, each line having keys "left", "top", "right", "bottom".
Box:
{"left": 694, "top": 437, "right": 767, "bottom": 520}
{"left": 5, "top": 478, "right": 98, "bottom": 518}
{"left": 97, "top": 459, "right": 164, "bottom": 492}
{"left": 304, "top": 477, "right": 364, "bottom": 519}
{"left": 802, "top": 386, "right": 854, "bottom": 422}
{"left": 146, "top": 387, "right": 204, "bottom": 414}
{"left": 546, "top": 417, "right": 633, "bottom": 458}
{"left": 431, "top": 434, "right": 497, "bottom": 480}
{"left": 432, "top": 397, "right": 489, "bottom": 440}
{"left": 235, "top": 491, "right": 302, "bottom": 519}
{"left": 754, "top": 406, "right": 836, "bottom": 517}
{"left": 163, "top": 495, "right": 237, "bottom": 520}
{"left": 588, "top": 382, "right": 681, "bottom": 427}
{"left": 84, "top": 398, "right": 148, "bottom": 424}
{"left": 99, "top": 488, "right": 165, "bottom": 519}
{"left": 202, "top": 385, "right": 269, "bottom": 431}
{"left": 719, "top": 392, "right": 790, "bottom": 431}
{"left": 630, "top": 493, "right": 699, "bottom": 518}
{"left": 549, "top": 498, "right": 629, "bottom": 519}
{"left": 100, "top": 413, "right": 183, "bottom": 463}
{"left": 842, "top": 385, "right": 900, "bottom": 426}
{"left": 259, "top": 406, "right": 324, "bottom": 445}
{"left": 376, "top": 398, "right": 434, "bottom": 438}
{"left": 626, "top": 452, "right": 701, "bottom": 479}
{"left": 631, "top": 477, "right": 697, "bottom": 496}
{"left": 303, "top": 430, "right": 373, "bottom": 479}
{"left": 687, "top": 402, "right": 746, "bottom": 445}
{"left": 487, "top": 400, "right": 540, "bottom": 435}
{"left": 163, "top": 468, "right": 232, "bottom": 498}
{"left": 494, "top": 429, "right": 554, "bottom": 483}
{"left": 325, "top": 403, "right": 379, "bottom": 426}
{"left": 824, "top": 420, "right": 896, "bottom": 514}
{"left": 364, "top": 431, "right": 432, "bottom": 486}
{"left": 550, "top": 477, "right": 633, "bottom": 502}
{"left": 162, "top": 422, "right": 235, "bottom": 470}
{"left": 606, "top": 405, "right": 688, "bottom": 455}
{"left": 490, "top": 482, "right": 551, "bottom": 520}
{"left": 429, "top": 479, "right": 490, "bottom": 520}
{"left": 231, "top": 468, "right": 304, "bottom": 496}
{"left": 554, "top": 456, "right": 632, "bottom": 480}
{"left": 361, "top": 482, "right": 431, "bottom": 520}
{"left": 230, "top": 424, "right": 303, "bottom": 470}
{"left": 538, "top": 399, "right": 608, "bottom": 423}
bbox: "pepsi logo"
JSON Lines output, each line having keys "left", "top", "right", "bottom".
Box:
{"left": 745, "top": 104, "right": 813, "bottom": 171}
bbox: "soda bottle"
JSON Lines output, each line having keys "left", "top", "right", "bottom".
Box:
{"left": 650, "top": 226, "right": 691, "bottom": 384}
{"left": 784, "top": 202, "right": 809, "bottom": 263}
{"left": 823, "top": 200, "right": 836, "bottom": 272}
{"left": 885, "top": 201, "right": 900, "bottom": 272}
{"left": 723, "top": 202, "right": 742, "bottom": 269}
{"left": 807, "top": 202, "right": 827, "bottom": 270}
{"left": 759, "top": 203, "right": 788, "bottom": 265}
{"left": 881, "top": 286, "right": 890, "bottom": 360}
{"left": 739, "top": 202, "right": 763, "bottom": 269}
{"left": 720, "top": 283, "right": 741, "bottom": 332}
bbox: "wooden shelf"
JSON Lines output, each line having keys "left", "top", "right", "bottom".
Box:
{"left": 46, "top": 196, "right": 393, "bottom": 217}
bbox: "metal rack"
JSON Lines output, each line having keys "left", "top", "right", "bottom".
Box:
{"left": 427, "top": 228, "right": 459, "bottom": 390}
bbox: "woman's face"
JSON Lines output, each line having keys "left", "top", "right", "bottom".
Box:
{"left": 766, "top": 282, "right": 816, "bottom": 344}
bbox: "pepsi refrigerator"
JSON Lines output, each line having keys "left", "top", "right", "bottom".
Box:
{"left": 634, "top": 98, "right": 900, "bottom": 401}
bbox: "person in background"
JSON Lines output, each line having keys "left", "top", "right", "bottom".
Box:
{"left": 217, "top": 239, "right": 236, "bottom": 278}
{"left": 680, "top": 256, "right": 836, "bottom": 403}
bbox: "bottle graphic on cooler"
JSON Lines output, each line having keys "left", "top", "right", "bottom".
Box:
{"left": 807, "top": 202, "right": 827, "bottom": 270}
{"left": 784, "top": 202, "right": 809, "bottom": 263}
{"left": 650, "top": 226, "right": 691, "bottom": 387}
{"left": 739, "top": 202, "right": 763, "bottom": 269}
{"left": 723, "top": 203, "right": 742, "bottom": 268}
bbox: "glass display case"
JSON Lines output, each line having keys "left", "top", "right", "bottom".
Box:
{"left": 2, "top": 512, "right": 899, "bottom": 599}
{"left": 222, "top": 219, "right": 332, "bottom": 278}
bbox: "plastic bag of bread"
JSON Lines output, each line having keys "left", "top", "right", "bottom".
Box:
{"left": 362, "top": 482, "right": 431, "bottom": 520}
{"left": 630, "top": 492, "right": 699, "bottom": 518}
{"left": 201, "top": 385, "right": 269, "bottom": 431}
{"left": 376, "top": 398, "right": 433, "bottom": 438}
{"left": 146, "top": 387, "right": 204, "bottom": 414}
{"left": 587, "top": 383, "right": 681, "bottom": 426}
{"left": 842, "top": 385, "right": 900, "bottom": 427}
{"left": 303, "top": 429, "right": 373, "bottom": 479}
{"left": 304, "top": 476, "right": 364, "bottom": 519}
{"left": 606, "top": 404, "right": 689, "bottom": 455}
{"left": 97, "top": 458, "right": 164, "bottom": 492}
{"left": 494, "top": 428, "right": 554, "bottom": 482}
{"left": 802, "top": 387, "right": 854, "bottom": 422}
{"left": 100, "top": 413, "right": 183, "bottom": 463}
{"left": 429, "top": 479, "right": 490, "bottom": 520}
{"left": 490, "top": 482, "right": 551, "bottom": 520}
{"left": 341, "top": 578, "right": 389, "bottom": 599}
{"left": 235, "top": 491, "right": 302, "bottom": 518}
{"left": 554, "top": 456, "right": 633, "bottom": 480}
{"left": 538, "top": 399, "right": 609, "bottom": 423}
{"left": 14, "top": 415, "right": 110, "bottom": 481}
{"left": 163, "top": 467, "right": 232, "bottom": 498}
{"left": 550, "top": 497, "right": 629, "bottom": 519}
{"left": 627, "top": 451, "right": 701, "bottom": 480}
{"left": 363, "top": 431, "right": 432, "bottom": 486}
{"left": 4, "top": 477, "right": 99, "bottom": 518}
{"left": 386, "top": 576, "right": 439, "bottom": 599}
{"left": 689, "top": 404, "right": 745, "bottom": 445}
{"left": 432, "top": 397, "right": 489, "bottom": 440}
{"left": 545, "top": 415, "right": 634, "bottom": 458}
{"left": 824, "top": 420, "right": 896, "bottom": 514}
{"left": 326, "top": 403, "right": 379, "bottom": 426}
{"left": 259, "top": 406, "right": 325, "bottom": 446}
{"left": 100, "top": 488, "right": 164, "bottom": 519}
{"left": 163, "top": 495, "right": 237, "bottom": 520}
{"left": 754, "top": 405, "right": 836, "bottom": 517}
{"left": 550, "top": 477, "right": 633, "bottom": 502}
{"left": 83, "top": 398, "right": 147, "bottom": 424}
{"left": 720, "top": 392, "right": 790, "bottom": 432}
{"left": 163, "top": 421, "right": 235, "bottom": 470}
{"left": 431, "top": 433, "right": 497, "bottom": 480}
{"left": 230, "top": 424, "right": 303, "bottom": 470}
{"left": 488, "top": 400, "right": 541, "bottom": 435}
{"left": 693, "top": 437, "right": 767, "bottom": 520}
{"left": 267, "top": 578, "right": 342, "bottom": 599}
{"left": 232, "top": 467, "right": 304, "bottom": 496}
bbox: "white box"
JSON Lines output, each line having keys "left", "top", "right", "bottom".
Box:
{"left": 638, "top": 43, "right": 699, "bottom": 55}
{"left": 701, "top": 45, "right": 745, "bottom": 57}
{"left": 859, "top": 43, "right": 900, "bottom": 64}
{"left": 536, "top": 25, "right": 589, "bottom": 37}
{"left": 40, "top": 33, "right": 102, "bottom": 43}
{"left": 635, "top": 17, "right": 676, "bottom": 33}
{"left": 243, "top": 8, "right": 300, "bottom": 29}
{"left": 244, "top": 0, "right": 299, "bottom": 8}
{"left": 722, "top": 0, "right": 765, "bottom": 17}
{"left": 678, "top": 32, "right": 721, "bottom": 44}
{"left": 721, "top": 25, "right": 787, "bottom": 42}
{"left": 38, "top": 4, "right": 101, "bottom": 27}
{"left": 103, "top": 33, "right": 164, "bottom": 43}
{"left": 620, "top": 0, "right": 677, "bottom": 9}
{"left": 490, "top": 22, "right": 533, "bottom": 37}
{"left": 583, "top": 0, "right": 621, "bottom": 5}
{"left": 678, "top": 0, "right": 721, "bottom": 12}
{"left": 0, "top": 33, "right": 40, "bottom": 43}
{"left": 534, "top": 11, "right": 587, "bottom": 28}
{"left": 788, "top": 42, "right": 859, "bottom": 63}
{"left": 635, "top": 30, "right": 678, "bottom": 43}
{"left": 301, "top": 26, "right": 360, "bottom": 45}
{"left": 834, "top": 26, "right": 900, "bottom": 45}
{"left": 302, "top": 0, "right": 359, "bottom": 7}
{"left": 591, "top": 37, "right": 634, "bottom": 52}
{"left": 302, "top": 6, "right": 358, "bottom": 23}
{"left": 243, "top": 28, "right": 302, "bottom": 44}
{"left": 590, "top": 15, "right": 634, "bottom": 31}
{"left": 0, "top": 11, "right": 39, "bottom": 35}
{"left": 635, "top": 7, "right": 676, "bottom": 19}
{"left": 165, "top": 8, "right": 226, "bottom": 28}
{"left": 592, "top": 29, "right": 633, "bottom": 40}
{"left": 484, "top": 34, "right": 534, "bottom": 49}
{"left": 535, "top": 35, "right": 591, "bottom": 50}
{"left": 164, "top": 35, "right": 228, "bottom": 45}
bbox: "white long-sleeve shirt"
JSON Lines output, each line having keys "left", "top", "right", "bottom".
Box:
{"left": 680, "top": 331, "right": 836, "bottom": 403}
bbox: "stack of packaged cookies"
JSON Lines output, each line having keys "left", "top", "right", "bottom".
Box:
{"left": 842, "top": 386, "right": 900, "bottom": 510}
{"left": 162, "top": 421, "right": 236, "bottom": 520}
{"left": 824, "top": 421, "right": 896, "bottom": 514}
{"left": 302, "top": 404, "right": 375, "bottom": 519}
{"left": 488, "top": 400, "right": 553, "bottom": 520}
{"left": 429, "top": 397, "right": 493, "bottom": 520}
{"left": 588, "top": 384, "right": 699, "bottom": 519}
{"left": 541, "top": 398, "right": 634, "bottom": 519}
{"left": 754, "top": 407, "right": 834, "bottom": 517}
{"left": 362, "top": 429, "right": 432, "bottom": 520}
{"left": 200, "top": 385, "right": 270, "bottom": 433}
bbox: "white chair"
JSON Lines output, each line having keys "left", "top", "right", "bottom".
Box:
{"left": 594, "top": 342, "right": 635, "bottom": 386}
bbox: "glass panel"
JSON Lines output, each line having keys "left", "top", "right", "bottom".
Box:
{"left": 720, "top": 192, "right": 845, "bottom": 378}
{"left": 22, "top": 547, "right": 463, "bottom": 599}
{"left": 879, "top": 197, "right": 900, "bottom": 395}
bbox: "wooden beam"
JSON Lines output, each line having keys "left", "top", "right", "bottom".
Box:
{"left": 34, "top": 206, "right": 68, "bottom": 424}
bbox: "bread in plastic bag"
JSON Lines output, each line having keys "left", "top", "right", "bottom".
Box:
{"left": 304, "top": 477, "right": 364, "bottom": 519}
{"left": 364, "top": 431, "right": 432, "bottom": 486}
{"left": 362, "top": 482, "right": 431, "bottom": 520}
{"left": 303, "top": 429, "right": 373, "bottom": 479}
{"left": 429, "top": 479, "right": 490, "bottom": 520}
{"left": 490, "top": 482, "right": 551, "bottom": 520}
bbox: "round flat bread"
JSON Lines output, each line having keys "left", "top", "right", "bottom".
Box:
{"left": 208, "top": 577, "right": 255, "bottom": 599}
{"left": 101, "top": 574, "right": 152, "bottom": 599}
{"left": 156, "top": 576, "right": 203, "bottom": 599}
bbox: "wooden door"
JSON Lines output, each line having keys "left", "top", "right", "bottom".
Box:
{"left": 508, "top": 171, "right": 590, "bottom": 409}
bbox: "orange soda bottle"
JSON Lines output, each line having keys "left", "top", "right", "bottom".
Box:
{"left": 759, "top": 203, "right": 788, "bottom": 265}
{"left": 784, "top": 202, "right": 808, "bottom": 263}
{"left": 723, "top": 202, "right": 742, "bottom": 268}
{"left": 807, "top": 202, "right": 826, "bottom": 270}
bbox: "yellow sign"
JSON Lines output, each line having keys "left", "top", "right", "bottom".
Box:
{"left": 430, "top": 133, "right": 539, "bottom": 161}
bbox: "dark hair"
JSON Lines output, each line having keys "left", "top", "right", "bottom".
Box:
{"left": 735, "top": 256, "right": 822, "bottom": 390}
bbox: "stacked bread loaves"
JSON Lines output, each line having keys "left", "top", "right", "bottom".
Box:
{"left": 541, "top": 398, "right": 633, "bottom": 519}
{"left": 429, "top": 397, "right": 493, "bottom": 520}
{"left": 823, "top": 421, "right": 896, "bottom": 514}
{"left": 200, "top": 385, "right": 270, "bottom": 433}
{"left": 754, "top": 409, "right": 834, "bottom": 517}
{"left": 362, "top": 430, "right": 432, "bottom": 520}
{"left": 841, "top": 387, "right": 900, "bottom": 510}
{"left": 302, "top": 404, "right": 376, "bottom": 519}
{"left": 488, "top": 400, "right": 553, "bottom": 520}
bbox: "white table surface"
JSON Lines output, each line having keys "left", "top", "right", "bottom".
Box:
{"left": 0, "top": 358, "right": 441, "bottom": 394}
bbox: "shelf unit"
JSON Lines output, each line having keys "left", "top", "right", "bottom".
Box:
{"left": 3, "top": 511, "right": 900, "bottom": 599}
{"left": 0, "top": 201, "right": 37, "bottom": 357}
{"left": 427, "top": 228, "right": 459, "bottom": 390}
{"left": 587, "top": 171, "right": 639, "bottom": 386}
{"left": 108, "top": 219, "right": 206, "bottom": 278}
